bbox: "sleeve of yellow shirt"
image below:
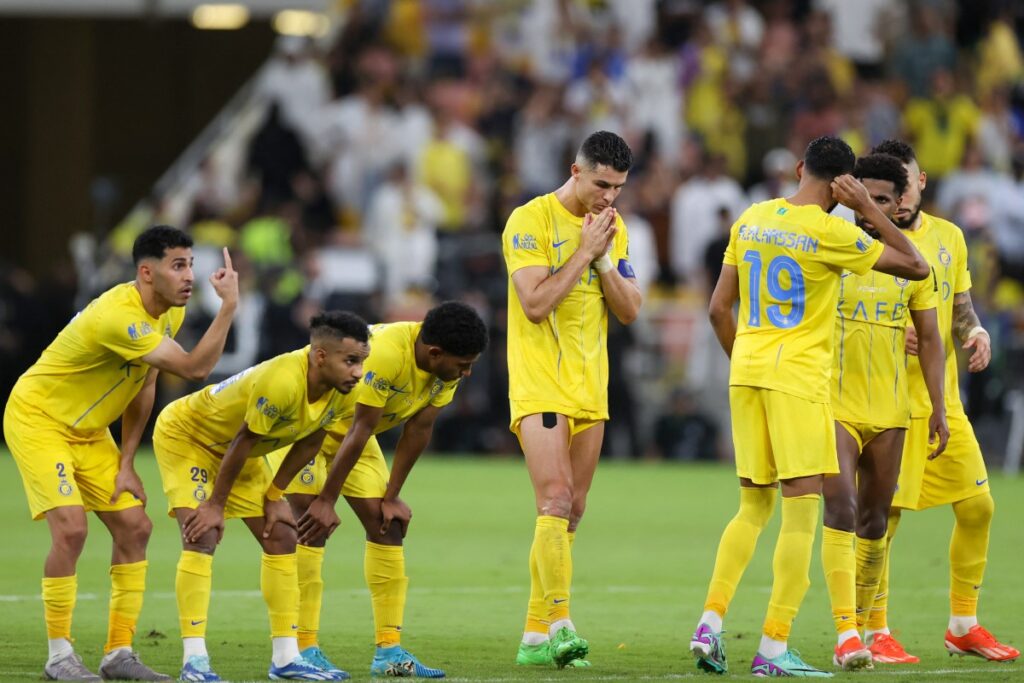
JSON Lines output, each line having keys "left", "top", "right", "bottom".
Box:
{"left": 502, "top": 205, "right": 550, "bottom": 275}
{"left": 244, "top": 364, "right": 301, "bottom": 436}
{"left": 819, "top": 215, "right": 884, "bottom": 275}
{"left": 722, "top": 219, "right": 740, "bottom": 266}
{"left": 354, "top": 340, "right": 404, "bottom": 409}
{"left": 953, "top": 227, "right": 973, "bottom": 294}
{"left": 611, "top": 214, "right": 634, "bottom": 278}
{"left": 910, "top": 268, "right": 940, "bottom": 310}
{"left": 96, "top": 303, "right": 168, "bottom": 361}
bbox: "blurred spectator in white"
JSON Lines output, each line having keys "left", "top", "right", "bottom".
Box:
{"left": 748, "top": 148, "right": 797, "bottom": 205}
{"left": 862, "top": 79, "right": 903, "bottom": 147}
{"left": 670, "top": 149, "right": 746, "bottom": 283}
{"left": 364, "top": 162, "right": 443, "bottom": 305}
{"left": 615, "top": 188, "right": 658, "bottom": 295}
{"left": 704, "top": 0, "right": 763, "bottom": 85}
{"left": 514, "top": 85, "right": 572, "bottom": 198}
{"left": 814, "top": 0, "right": 896, "bottom": 76}
{"left": 564, "top": 57, "right": 629, "bottom": 139}
{"left": 990, "top": 152, "right": 1024, "bottom": 279}
{"left": 936, "top": 142, "right": 1001, "bottom": 222}
{"left": 625, "top": 36, "right": 684, "bottom": 165}
{"left": 320, "top": 46, "right": 417, "bottom": 222}
{"left": 423, "top": 0, "right": 471, "bottom": 78}
{"left": 978, "top": 86, "right": 1019, "bottom": 173}
{"left": 257, "top": 36, "right": 331, "bottom": 156}
{"left": 607, "top": 0, "right": 658, "bottom": 53}
{"left": 519, "top": 0, "right": 585, "bottom": 85}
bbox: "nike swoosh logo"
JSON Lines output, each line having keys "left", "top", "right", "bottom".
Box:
{"left": 552, "top": 598, "right": 567, "bottom": 604}
{"left": 976, "top": 479, "right": 988, "bottom": 486}
{"left": 552, "top": 240, "right": 569, "bottom": 248}
{"left": 190, "top": 619, "right": 205, "bottom": 626}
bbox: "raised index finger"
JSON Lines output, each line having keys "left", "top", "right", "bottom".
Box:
{"left": 222, "top": 247, "right": 234, "bottom": 271}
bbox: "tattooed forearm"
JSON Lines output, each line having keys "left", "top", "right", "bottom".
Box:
{"left": 951, "top": 291, "right": 981, "bottom": 343}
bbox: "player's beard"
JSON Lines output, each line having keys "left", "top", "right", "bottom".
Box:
{"left": 894, "top": 201, "right": 922, "bottom": 229}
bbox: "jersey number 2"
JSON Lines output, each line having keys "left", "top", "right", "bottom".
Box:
{"left": 743, "top": 252, "right": 806, "bottom": 328}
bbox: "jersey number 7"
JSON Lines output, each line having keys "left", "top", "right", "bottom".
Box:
{"left": 742, "top": 251, "right": 806, "bottom": 328}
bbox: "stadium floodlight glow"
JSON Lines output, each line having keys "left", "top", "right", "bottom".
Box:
{"left": 273, "top": 9, "right": 329, "bottom": 37}
{"left": 191, "top": 4, "right": 249, "bottom": 30}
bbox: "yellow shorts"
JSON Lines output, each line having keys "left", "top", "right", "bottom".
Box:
{"left": 3, "top": 395, "right": 142, "bottom": 520}
{"left": 265, "top": 432, "right": 389, "bottom": 499}
{"left": 837, "top": 421, "right": 905, "bottom": 452}
{"left": 153, "top": 419, "right": 270, "bottom": 519}
{"left": 730, "top": 386, "right": 839, "bottom": 484}
{"left": 892, "top": 412, "right": 989, "bottom": 511}
{"left": 509, "top": 405, "right": 603, "bottom": 448}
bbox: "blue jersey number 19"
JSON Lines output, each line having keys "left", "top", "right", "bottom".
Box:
{"left": 742, "top": 251, "right": 806, "bottom": 329}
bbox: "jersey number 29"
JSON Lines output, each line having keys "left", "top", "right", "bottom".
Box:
{"left": 743, "top": 252, "right": 806, "bottom": 328}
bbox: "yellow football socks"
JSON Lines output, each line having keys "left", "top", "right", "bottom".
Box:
{"left": 524, "top": 538, "right": 548, "bottom": 635}
{"left": 704, "top": 487, "right": 777, "bottom": 616}
{"left": 950, "top": 493, "right": 993, "bottom": 617}
{"left": 296, "top": 545, "right": 325, "bottom": 650}
{"left": 176, "top": 551, "right": 213, "bottom": 638}
{"left": 365, "top": 542, "right": 407, "bottom": 647}
{"left": 867, "top": 510, "right": 901, "bottom": 632}
{"left": 42, "top": 575, "right": 77, "bottom": 640}
{"left": 821, "top": 527, "right": 856, "bottom": 635}
{"left": 855, "top": 536, "right": 886, "bottom": 629}
{"left": 533, "top": 516, "right": 571, "bottom": 624}
{"left": 763, "top": 494, "right": 818, "bottom": 640}
{"left": 261, "top": 553, "right": 299, "bottom": 638}
{"left": 105, "top": 560, "right": 147, "bottom": 652}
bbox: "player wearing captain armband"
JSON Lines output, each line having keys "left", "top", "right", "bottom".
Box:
{"left": 689, "top": 136, "right": 930, "bottom": 678}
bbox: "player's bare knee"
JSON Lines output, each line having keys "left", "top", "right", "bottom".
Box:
{"left": 538, "top": 484, "right": 572, "bottom": 518}
{"left": 857, "top": 508, "right": 888, "bottom": 539}
{"left": 262, "top": 524, "right": 297, "bottom": 555}
{"left": 182, "top": 529, "right": 219, "bottom": 555}
{"left": 54, "top": 522, "right": 88, "bottom": 556}
{"left": 823, "top": 494, "right": 856, "bottom": 532}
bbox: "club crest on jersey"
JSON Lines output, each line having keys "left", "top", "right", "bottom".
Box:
{"left": 430, "top": 378, "right": 445, "bottom": 396}
{"left": 193, "top": 486, "right": 207, "bottom": 502}
{"left": 58, "top": 481, "right": 74, "bottom": 497}
{"left": 319, "top": 409, "right": 336, "bottom": 427}
{"left": 894, "top": 276, "right": 909, "bottom": 288}
{"left": 255, "top": 396, "right": 280, "bottom": 419}
{"left": 512, "top": 233, "right": 538, "bottom": 251}
{"left": 300, "top": 469, "right": 315, "bottom": 485}
{"left": 938, "top": 245, "right": 952, "bottom": 266}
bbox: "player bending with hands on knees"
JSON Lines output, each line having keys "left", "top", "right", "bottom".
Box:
{"left": 153, "top": 312, "right": 369, "bottom": 682}
{"left": 502, "top": 130, "right": 642, "bottom": 669}
{"left": 689, "top": 136, "right": 929, "bottom": 677}
{"left": 267, "top": 302, "right": 488, "bottom": 678}
{"left": 820, "top": 152, "right": 948, "bottom": 672}
{"left": 3, "top": 225, "right": 237, "bottom": 682}
{"left": 858, "top": 139, "right": 1019, "bottom": 664}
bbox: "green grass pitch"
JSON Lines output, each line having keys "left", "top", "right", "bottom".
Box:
{"left": 0, "top": 450, "right": 1021, "bottom": 681}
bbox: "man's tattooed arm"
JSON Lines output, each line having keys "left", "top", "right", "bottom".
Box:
{"left": 951, "top": 291, "right": 981, "bottom": 344}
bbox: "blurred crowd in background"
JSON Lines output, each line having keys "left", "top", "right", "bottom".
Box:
{"left": 3, "top": 0, "right": 1024, "bottom": 461}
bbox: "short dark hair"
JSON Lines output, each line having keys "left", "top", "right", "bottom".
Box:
{"left": 132, "top": 225, "right": 193, "bottom": 264}
{"left": 802, "top": 135, "right": 856, "bottom": 182}
{"left": 577, "top": 131, "right": 633, "bottom": 173}
{"left": 420, "top": 301, "right": 489, "bottom": 357}
{"left": 309, "top": 310, "right": 369, "bottom": 344}
{"left": 854, "top": 153, "right": 909, "bottom": 197}
{"left": 871, "top": 139, "right": 917, "bottom": 164}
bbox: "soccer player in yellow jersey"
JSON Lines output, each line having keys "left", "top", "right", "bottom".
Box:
{"left": 690, "top": 136, "right": 930, "bottom": 677}
{"left": 860, "top": 139, "right": 1020, "bottom": 663}
{"left": 272, "top": 302, "right": 488, "bottom": 678}
{"left": 502, "top": 130, "right": 642, "bottom": 669}
{"left": 153, "top": 311, "right": 369, "bottom": 681}
{"left": 821, "top": 153, "right": 949, "bottom": 671}
{"left": 3, "top": 225, "right": 237, "bottom": 682}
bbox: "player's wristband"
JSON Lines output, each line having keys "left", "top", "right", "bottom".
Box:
{"left": 593, "top": 254, "right": 614, "bottom": 273}
{"left": 266, "top": 483, "right": 285, "bottom": 501}
{"left": 967, "top": 326, "right": 988, "bottom": 340}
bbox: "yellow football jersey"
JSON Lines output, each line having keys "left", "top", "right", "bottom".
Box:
{"left": 10, "top": 282, "right": 185, "bottom": 434}
{"left": 726, "top": 199, "right": 884, "bottom": 403}
{"left": 905, "top": 212, "right": 972, "bottom": 418}
{"left": 502, "top": 193, "right": 632, "bottom": 421}
{"left": 832, "top": 268, "right": 938, "bottom": 427}
{"left": 318, "top": 321, "right": 461, "bottom": 455}
{"left": 158, "top": 347, "right": 352, "bottom": 458}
